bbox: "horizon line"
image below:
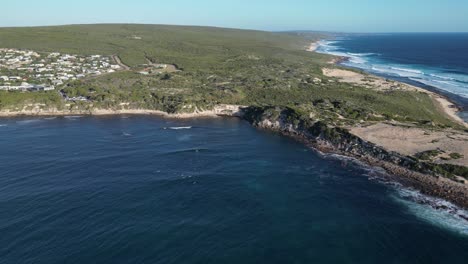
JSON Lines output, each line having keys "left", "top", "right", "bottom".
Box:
{"left": 0, "top": 22, "right": 467, "bottom": 34}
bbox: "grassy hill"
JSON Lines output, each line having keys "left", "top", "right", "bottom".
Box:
{"left": 0, "top": 24, "right": 458, "bottom": 128}
{"left": 0, "top": 24, "right": 325, "bottom": 69}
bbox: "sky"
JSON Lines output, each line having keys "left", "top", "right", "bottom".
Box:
{"left": 1, "top": 0, "right": 468, "bottom": 32}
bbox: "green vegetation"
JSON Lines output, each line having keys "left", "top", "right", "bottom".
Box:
{"left": 449, "top": 152, "right": 464, "bottom": 160}
{"left": 0, "top": 91, "right": 63, "bottom": 110}
{"left": 0, "top": 24, "right": 320, "bottom": 69}
{"left": 0, "top": 24, "right": 465, "bottom": 202}
{"left": 0, "top": 24, "right": 459, "bottom": 128}
{"left": 425, "top": 163, "right": 468, "bottom": 182}
{"left": 415, "top": 149, "right": 444, "bottom": 161}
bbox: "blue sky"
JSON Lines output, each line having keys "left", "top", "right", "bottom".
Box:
{"left": 1, "top": 0, "right": 468, "bottom": 32}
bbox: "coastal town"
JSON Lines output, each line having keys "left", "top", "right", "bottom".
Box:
{"left": 0, "top": 48, "right": 121, "bottom": 92}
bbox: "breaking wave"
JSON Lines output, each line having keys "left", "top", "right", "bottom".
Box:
{"left": 392, "top": 187, "right": 468, "bottom": 236}
{"left": 316, "top": 40, "right": 468, "bottom": 99}
{"left": 317, "top": 40, "right": 377, "bottom": 65}
{"left": 323, "top": 152, "right": 468, "bottom": 236}
{"left": 165, "top": 126, "right": 192, "bottom": 130}
{"left": 64, "top": 116, "right": 83, "bottom": 119}
{"left": 16, "top": 119, "right": 42, "bottom": 125}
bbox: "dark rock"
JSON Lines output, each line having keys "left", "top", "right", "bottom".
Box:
{"left": 241, "top": 106, "right": 468, "bottom": 208}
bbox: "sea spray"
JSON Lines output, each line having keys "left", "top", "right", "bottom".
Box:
{"left": 317, "top": 34, "right": 468, "bottom": 100}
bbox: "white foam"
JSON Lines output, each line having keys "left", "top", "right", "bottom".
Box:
{"left": 348, "top": 52, "right": 377, "bottom": 56}
{"left": 317, "top": 45, "right": 370, "bottom": 65}
{"left": 434, "top": 80, "right": 461, "bottom": 87}
{"left": 410, "top": 78, "right": 468, "bottom": 98}
{"left": 390, "top": 67, "right": 423, "bottom": 74}
{"left": 316, "top": 40, "right": 344, "bottom": 55}
{"left": 0, "top": 124, "right": 7, "bottom": 127}
{"left": 392, "top": 187, "right": 468, "bottom": 236}
{"left": 16, "top": 119, "right": 42, "bottom": 125}
{"left": 325, "top": 150, "right": 468, "bottom": 236}
{"left": 369, "top": 65, "right": 423, "bottom": 78}
{"left": 429, "top": 73, "right": 456, "bottom": 81}
{"left": 166, "top": 126, "right": 192, "bottom": 130}
{"left": 317, "top": 39, "right": 468, "bottom": 99}
{"left": 348, "top": 56, "right": 367, "bottom": 64}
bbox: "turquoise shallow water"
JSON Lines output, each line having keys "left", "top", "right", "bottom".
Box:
{"left": 0, "top": 116, "right": 467, "bottom": 263}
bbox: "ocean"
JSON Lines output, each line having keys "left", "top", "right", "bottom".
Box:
{"left": 316, "top": 33, "right": 468, "bottom": 120}
{"left": 0, "top": 116, "right": 467, "bottom": 263}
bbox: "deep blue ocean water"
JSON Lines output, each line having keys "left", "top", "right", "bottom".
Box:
{"left": 0, "top": 116, "right": 467, "bottom": 263}
{"left": 317, "top": 33, "right": 468, "bottom": 120}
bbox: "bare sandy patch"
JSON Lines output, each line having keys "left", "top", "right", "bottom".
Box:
{"left": 323, "top": 68, "right": 420, "bottom": 91}
{"left": 350, "top": 123, "right": 468, "bottom": 167}
{"left": 306, "top": 42, "right": 318, "bottom": 52}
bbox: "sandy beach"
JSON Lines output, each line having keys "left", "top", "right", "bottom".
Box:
{"left": 306, "top": 42, "right": 318, "bottom": 52}
{"left": 0, "top": 105, "right": 245, "bottom": 119}
{"left": 322, "top": 67, "right": 468, "bottom": 128}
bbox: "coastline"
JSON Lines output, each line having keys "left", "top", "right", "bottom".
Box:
{"left": 0, "top": 42, "right": 466, "bottom": 209}
{"left": 0, "top": 105, "right": 246, "bottom": 119}
{"left": 306, "top": 42, "right": 318, "bottom": 52}
{"left": 308, "top": 41, "right": 467, "bottom": 127}
{"left": 312, "top": 40, "right": 468, "bottom": 125}
{"left": 1, "top": 103, "right": 467, "bottom": 208}
{"left": 321, "top": 67, "right": 467, "bottom": 128}
{"left": 242, "top": 106, "right": 468, "bottom": 209}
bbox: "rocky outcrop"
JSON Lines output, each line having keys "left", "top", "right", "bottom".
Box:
{"left": 212, "top": 104, "right": 246, "bottom": 117}
{"left": 0, "top": 104, "right": 247, "bottom": 119}
{"left": 1, "top": 104, "right": 466, "bottom": 207}
{"left": 242, "top": 106, "right": 468, "bottom": 208}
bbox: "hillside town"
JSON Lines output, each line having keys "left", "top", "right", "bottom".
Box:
{"left": 0, "top": 48, "right": 121, "bottom": 91}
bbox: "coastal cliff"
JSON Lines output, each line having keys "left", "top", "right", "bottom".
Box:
{"left": 240, "top": 106, "right": 468, "bottom": 208}
{"left": 1, "top": 103, "right": 467, "bottom": 207}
